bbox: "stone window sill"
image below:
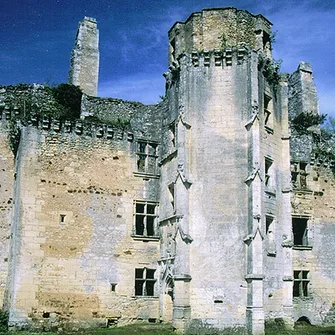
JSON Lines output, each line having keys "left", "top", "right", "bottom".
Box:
{"left": 133, "top": 172, "right": 160, "bottom": 179}
{"left": 131, "top": 235, "right": 160, "bottom": 242}
{"left": 293, "top": 245, "right": 313, "bottom": 250}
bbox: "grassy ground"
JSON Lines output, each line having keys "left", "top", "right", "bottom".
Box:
{"left": 2, "top": 323, "right": 335, "bottom": 335}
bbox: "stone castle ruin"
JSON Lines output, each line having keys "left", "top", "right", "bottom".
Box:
{"left": 0, "top": 8, "right": 334, "bottom": 335}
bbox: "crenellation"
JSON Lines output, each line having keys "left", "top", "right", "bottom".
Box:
{"left": 0, "top": 7, "right": 334, "bottom": 335}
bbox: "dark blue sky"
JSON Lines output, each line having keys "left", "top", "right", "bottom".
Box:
{"left": 1, "top": 0, "right": 334, "bottom": 117}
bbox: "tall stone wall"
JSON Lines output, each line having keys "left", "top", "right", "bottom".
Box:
{"left": 291, "top": 164, "right": 335, "bottom": 325}
{"left": 0, "top": 84, "right": 67, "bottom": 118}
{"left": 0, "top": 122, "right": 14, "bottom": 309}
{"left": 5, "top": 121, "right": 161, "bottom": 331}
{"left": 0, "top": 7, "right": 334, "bottom": 335}
{"left": 288, "top": 61, "right": 335, "bottom": 326}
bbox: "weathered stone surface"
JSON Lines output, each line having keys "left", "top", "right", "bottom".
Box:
{"left": 68, "top": 17, "right": 99, "bottom": 96}
{"left": 0, "top": 7, "right": 334, "bottom": 335}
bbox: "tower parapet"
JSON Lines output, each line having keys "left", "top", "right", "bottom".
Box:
{"left": 168, "top": 7, "right": 272, "bottom": 67}
{"left": 68, "top": 17, "right": 99, "bottom": 96}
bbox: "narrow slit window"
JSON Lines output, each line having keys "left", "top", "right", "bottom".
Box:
{"left": 169, "top": 122, "right": 176, "bottom": 148}
{"left": 264, "top": 94, "right": 273, "bottom": 131}
{"left": 265, "top": 158, "right": 273, "bottom": 187}
{"left": 168, "top": 183, "right": 175, "bottom": 211}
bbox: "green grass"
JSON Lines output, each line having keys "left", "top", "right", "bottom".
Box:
{"left": 3, "top": 323, "right": 335, "bottom": 335}
{"left": 265, "top": 324, "right": 335, "bottom": 335}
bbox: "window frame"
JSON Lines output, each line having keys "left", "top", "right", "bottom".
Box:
{"left": 264, "top": 156, "right": 275, "bottom": 191}
{"left": 135, "top": 140, "right": 159, "bottom": 176}
{"left": 292, "top": 216, "right": 312, "bottom": 248}
{"left": 133, "top": 200, "right": 159, "bottom": 239}
{"left": 135, "top": 268, "right": 157, "bottom": 297}
{"left": 291, "top": 161, "right": 309, "bottom": 189}
{"left": 293, "top": 270, "right": 310, "bottom": 298}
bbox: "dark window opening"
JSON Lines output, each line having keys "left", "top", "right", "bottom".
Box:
{"left": 292, "top": 218, "right": 308, "bottom": 246}
{"left": 136, "top": 203, "right": 145, "bottom": 213}
{"left": 263, "top": 31, "right": 270, "bottom": 49}
{"left": 110, "top": 283, "right": 116, "bottom": 292}
{"left": 135, "top": 268, "right": 156, "bottom": 296}
{"left": 42, "top": 312, "right": 50, "bottom": 318}
{"left": 60, "top": 214, "right": 66, "bottom": 223}
{"left": 134, "top": 201, "right": 158, "bottom": 237}
{"left": 106, "top": 317, "right": 118, "bottom": 328}
{"left": 168, "top": 183, "right": 175, "bottom": 211}
{"left": 169, "top": 122, "right": 176, "bottom": 148}
{"left": 170, "top": 38, "right": 176, "bottom": 60}
{"left": 146, "top": 216, "right": 155, "bottom": 236}
{"left": 266, "top": 216, "right": 273, "bottom": 234}
{"left": 293, "top": 270, "right": 310, "bottom": 297}
{"left": 135, "top": 215, "right": 145, "bottom": 235}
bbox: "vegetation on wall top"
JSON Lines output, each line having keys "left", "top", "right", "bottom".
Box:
{"left": 291, "top": 112, "right": 335, "bottom": 170}
{"left": 51, "top": 83, "right": 82, "bottom": 120}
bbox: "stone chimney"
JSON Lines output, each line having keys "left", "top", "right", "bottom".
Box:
{"left": 68, "top": 17, "right": 99, "bottom": 96}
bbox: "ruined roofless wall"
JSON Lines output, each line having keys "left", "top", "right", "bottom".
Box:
{"left": 68, "top": 17, "right": 99, "bottom": 96}
{"left": 0, "top": 85, "right": 164, "bottom": 330}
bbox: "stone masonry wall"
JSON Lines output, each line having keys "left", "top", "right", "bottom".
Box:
{"left": 168, "top": 7, "right": 272, "bottom": 65}
{"left": 0, "top": 122, "right": 14, "bottom": 308}
{"left": 6, "top": 122, "right": 161, "bottom": 331}
{"left": 68, "top": 17, "right": 99, "bottom": 97}
{"left": 0, "top": 84, "right": 67, "bottom": 118}
{"left": 291, "top": 165, "right": 335, "bottom": 325}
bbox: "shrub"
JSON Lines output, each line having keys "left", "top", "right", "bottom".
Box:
{"left": 51, "top": 84, "right": 82, "bottom": 120}
{"left": 0, "top": 310, "right": 9, "bottom": 332}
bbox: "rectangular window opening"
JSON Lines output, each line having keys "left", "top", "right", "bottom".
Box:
{"left": 60, "top": 214, "right": 66, "bottom": 224}
{"left": 292, "top": 217, "right": 309, "bottom": 246}
{"left": 266, "top": 216, "right": 273, "bottom": 234}
{"left": 291, "top": 161, "right": 309, "bottom": 189}
{"left": 136, "top": 141, "right": 158, "bottom": 175}
{"left": 293, "top": 270, "right": 310, "bottom": 297}
{"left": 133, "top": 201, "right": 159, "bottom": 238}
{"left": 170, "top": 38, "right": 176, "bottom": 61}
{"left": 135, "top": 268, "right": 156, "bottom": 296}
{"left": 169, "top": 122, "right": 176, "bottom": 148}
